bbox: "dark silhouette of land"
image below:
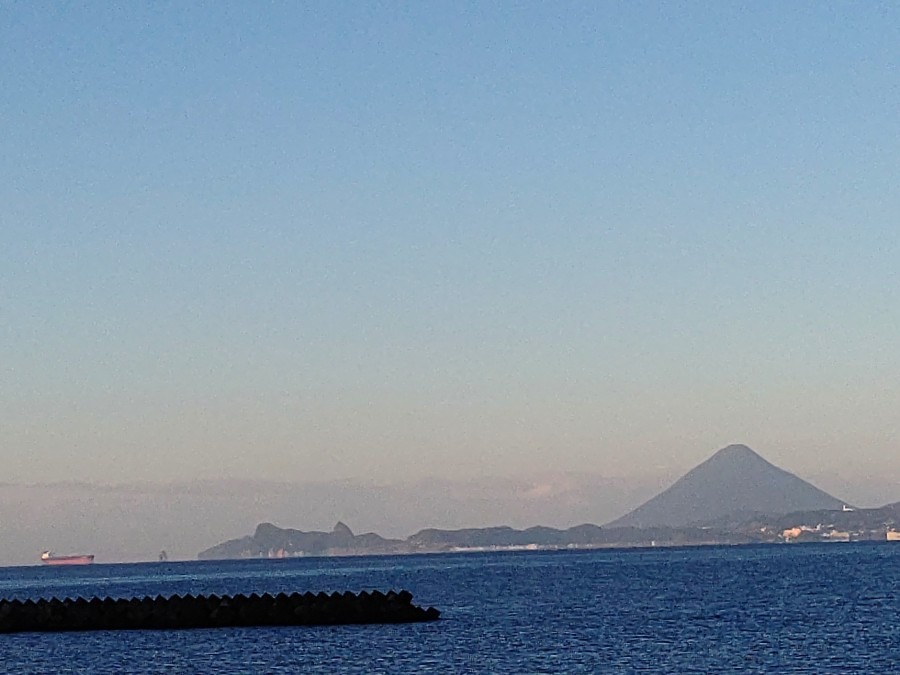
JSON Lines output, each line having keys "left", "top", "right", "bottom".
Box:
{"left": 200, "top": 521, "right": 406, "bottom": 559}
{"left": 199, "top": 522, "right": 637, "bottom": 559}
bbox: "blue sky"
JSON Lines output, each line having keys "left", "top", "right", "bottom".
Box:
{"left": 1, "top": 2, "right": 898, "bottom": 485}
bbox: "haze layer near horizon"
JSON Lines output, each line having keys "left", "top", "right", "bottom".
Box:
{"left": 2, "top": 3, "right": 898, "bottom": 486}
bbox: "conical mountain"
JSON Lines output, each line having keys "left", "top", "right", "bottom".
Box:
{"left": 607, "top": 444, "right": 847, "bottom": 528}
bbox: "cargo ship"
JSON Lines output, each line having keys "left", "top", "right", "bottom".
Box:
{"left": 40, "top": 551, "right": 95, "bottom": 566}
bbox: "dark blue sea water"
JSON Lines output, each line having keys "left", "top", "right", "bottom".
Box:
{"left": 2, "top": 543, "right": 900, "bottom": 673}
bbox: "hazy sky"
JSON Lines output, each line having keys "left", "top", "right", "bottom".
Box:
{"left": 2, "top": 2, "right": 898, "bottom": 486}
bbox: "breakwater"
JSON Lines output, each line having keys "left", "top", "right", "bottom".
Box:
{"left": 0, "top": 589, "right": 439, "bottom": 633}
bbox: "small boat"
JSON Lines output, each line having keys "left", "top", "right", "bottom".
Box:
{"left": 40, "top": 551, "right": 95, "bottom": 566}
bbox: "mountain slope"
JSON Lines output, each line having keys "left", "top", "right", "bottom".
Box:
{"left": 606, "top": 444, "right": 847, "bottom": 528}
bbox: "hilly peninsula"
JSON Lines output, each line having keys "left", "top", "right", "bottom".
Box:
{"left": 199, "top": 444, "right": 898, "bottom": 559}
{"left": 198, "top": 522, "right": 614, "bottom": 559}
{"left": 198, "top": 521, "right": 756, "bottom": 559}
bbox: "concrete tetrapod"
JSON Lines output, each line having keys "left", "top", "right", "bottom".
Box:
{"left": 0, "top": 590, "right": 440, "bottom": 633}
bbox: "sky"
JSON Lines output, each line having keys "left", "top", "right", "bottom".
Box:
{"left": 2, "top": 2, "right": 898, "bottom": 488}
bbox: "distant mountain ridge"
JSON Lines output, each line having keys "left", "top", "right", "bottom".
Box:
{"left": 198, "top": 522, "right": 615, "bottom": 559}
{"left": 606, "top": 444, "right": 847, "bottom": 529}
{"left": 197, "top": 444, "right": 861, "bottom": 559}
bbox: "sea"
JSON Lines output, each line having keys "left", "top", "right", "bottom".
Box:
{"left": 2, "top": 543, "right": 899, "bottom": 673}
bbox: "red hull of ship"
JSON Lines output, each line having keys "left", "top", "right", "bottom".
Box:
{"left": 41, "top": 555, "right": 94, "bottom": 566}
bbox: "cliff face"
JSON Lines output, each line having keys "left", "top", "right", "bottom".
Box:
{"left": 199, "top": 522, "right": 404, "bottom": 559}
{"left": 606, "top": 444, "right": 847, "bottom": 529}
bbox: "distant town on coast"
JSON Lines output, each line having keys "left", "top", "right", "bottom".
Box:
{"left": 199, "top": 445, "right": 900, "bottom": 560}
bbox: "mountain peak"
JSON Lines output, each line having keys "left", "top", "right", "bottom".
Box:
{"left": 716, "top": 443, "right": 755, "bottom": 455}
{"left": 332, "top": 521, "right": 354, "bottom": 537}
{"left": 607, "top": 445, "right": 845, "bottom": 528}
{"left": 254, "top": 522, "right": 280, "bottom": 539}
{"left": 707, "top": 444, "right": 768, "bottom": 465}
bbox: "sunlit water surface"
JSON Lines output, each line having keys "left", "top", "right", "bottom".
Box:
{"left": 2, "top": 544, "right": 900, "bottom": 673}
